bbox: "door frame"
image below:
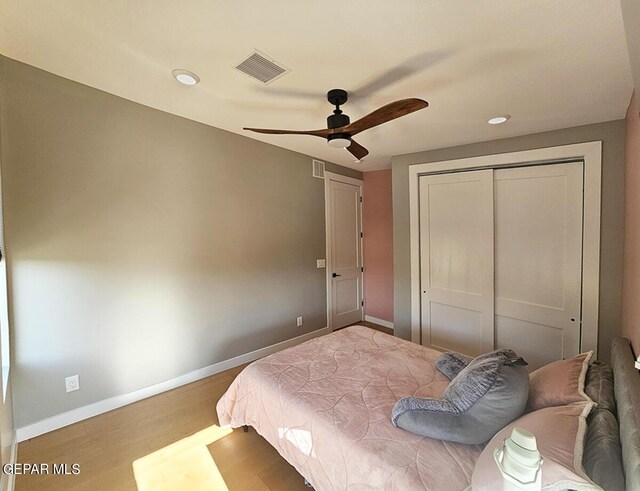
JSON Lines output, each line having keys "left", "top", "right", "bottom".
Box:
{"left": 408, "top": 141, "right": 602, "bottom": 356}
{"left": 324, "top": 171, "right": 364, "bottom": 331}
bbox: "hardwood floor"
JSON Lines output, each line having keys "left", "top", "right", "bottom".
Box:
{"left": 345, "top": 320, "right": 392, "bottom": 335}
{"left": 15, "top": 323, "right": 392, "bottom": 490}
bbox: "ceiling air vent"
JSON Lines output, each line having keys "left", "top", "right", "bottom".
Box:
{"left": 312, "top": 159, "right": 325, "bottom": 179}
{"left": 234, "top": 49, "right": 290, "bottom": 84}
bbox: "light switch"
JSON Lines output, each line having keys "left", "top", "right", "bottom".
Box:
{"left": 316, "top": 259, "right": 326, "bottom": 268}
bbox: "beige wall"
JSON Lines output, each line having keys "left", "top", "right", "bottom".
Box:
{"left": 0, "top": 96, "right": 14, "bottom": 491}
{"left": 622, "top": 91, "right": 640, "bottom": 355}
{"left": 0, "top": 56, "right": 361, "bottom": 428}
{"left": 392, "top": 120, "right": 626, "bottom": 363}
{"left": 0, "top": 382, "right": 13, "bottom": 491}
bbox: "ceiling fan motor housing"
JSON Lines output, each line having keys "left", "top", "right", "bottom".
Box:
{"left": 327, "top": 112, "right": 350, "bottom": 129}
{"left": 327, "top": 88, "right": 350, "bottom": 129}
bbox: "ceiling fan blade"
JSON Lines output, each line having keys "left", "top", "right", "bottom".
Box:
{"left": 347, "top": 139, "right": 369, "bottom": 161}
{"left": 341, "top": 98, "right": 428, "bottom": 136}
{"left": 243, "top": 127, "right": 330, "bottom": 137}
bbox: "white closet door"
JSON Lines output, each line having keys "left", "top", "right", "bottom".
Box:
{"left": 419, "top": 170, "right": 494, "bottom": 356}
{"left": 493, "top": 163, "right": 583, "bottom": 369}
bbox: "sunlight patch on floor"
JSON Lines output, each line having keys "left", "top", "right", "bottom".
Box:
{"left": 133, "top": 425, "right": 233, "bottom": 491}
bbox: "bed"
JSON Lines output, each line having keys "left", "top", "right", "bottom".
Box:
{"left": 216, "top": 326, "right": 640, "bottom": 490}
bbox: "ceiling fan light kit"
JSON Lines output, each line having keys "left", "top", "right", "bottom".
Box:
{"left": 243, "top": 88, "right": 428, "bottom": 163}
{"left": 327, "top": 134, "right": 351, "bottom": 148}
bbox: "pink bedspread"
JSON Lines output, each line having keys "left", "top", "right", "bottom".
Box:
{"left": 216, "top": 326, "right": 482, "bottom": 490}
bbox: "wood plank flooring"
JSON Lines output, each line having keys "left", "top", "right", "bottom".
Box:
{"left": 15, "top": 323, "right": 392, "bottom": 490}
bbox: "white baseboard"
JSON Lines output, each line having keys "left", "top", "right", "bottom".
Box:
{"left": 364, "top": 315, "right": 394, "bottom": 330}
{"left": 15, "top": 327, "right": 331, "bottom": 443}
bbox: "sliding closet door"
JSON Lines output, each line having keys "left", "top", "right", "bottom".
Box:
{"left": 419, "top": 170, "right": 494, "bottom": 356}
{"left": 493, "top": 163, "right": 583, "bottom": 369}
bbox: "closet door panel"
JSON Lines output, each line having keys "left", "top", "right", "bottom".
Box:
{"left": 419, "top": 170, "right": 494, "bottom": 356}
{"left": 427, "top": 179, "right": 485, "bottom": 294}
{"left": 430, "top": 303, "right": 483, "bottom": 356}
{"left": 494, "top": 316, "right": 565, "bottom": 370}
{"left": 494, "top": 162, "right": 583, "bottom": 369}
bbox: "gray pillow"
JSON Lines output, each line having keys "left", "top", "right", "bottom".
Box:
{"left": 583, "top": 408, "right": 625, "bottom": 491}
{"left": 435, "top": 351, "right": 473, "bottom": 380}
{"left": 585, "top": 360, "right": 616, "bottom": 414}
{"left": 582, "top": 361, "right": 624, "bottom": 490}
{"left": 391, "top": 349, "right": 529, "bottom": 444}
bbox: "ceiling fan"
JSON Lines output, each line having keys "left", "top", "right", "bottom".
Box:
{"left": 243, "top": 89, "right": 428, "bottom": 162}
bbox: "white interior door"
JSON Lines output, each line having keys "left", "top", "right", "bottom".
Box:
{"left": 328, "top": 178, "right": 363, "bottom": 329}
{"left": 419, "top": 170, "right": 495, "bottom": 356}
{"left": 493, "top": 163, "right": 583, "bottom": 369}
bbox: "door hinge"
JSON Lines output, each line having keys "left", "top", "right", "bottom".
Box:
{"left": 360, "top": 232, "right": 363, "bottom": 238}
{"left": 360, "top": 196, "right": 363, "bottom": 203}
{"left": 361, "top": 300, "right": 364, "bottom": 307}
{"left": 361, "top": 267, "right": 364, "bottom": 273}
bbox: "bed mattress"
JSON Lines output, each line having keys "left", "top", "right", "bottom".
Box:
{"left": 216, "top": 326, "right": 482, "bottom": 490}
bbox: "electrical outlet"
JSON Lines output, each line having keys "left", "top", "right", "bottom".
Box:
{"left": 65, "top": 375, "right": 79, "bottom": 393}
{"left": 296, "top": 316, "right": 303, "bottom": 327}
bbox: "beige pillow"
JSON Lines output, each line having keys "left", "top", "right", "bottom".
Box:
{"left": 527, "top": 352, "right": 593, "bottom": 412}
{"left": 471, "top": 403, "right": 600, "bottom": 491}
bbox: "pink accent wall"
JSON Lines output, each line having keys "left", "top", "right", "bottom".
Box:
{"left": 363, "top": 169, "right": 394, "bottom": 323}
{"left": 622, "top": 91, "right": 640, "bottom": 356}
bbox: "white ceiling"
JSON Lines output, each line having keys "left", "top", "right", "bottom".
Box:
{"left": 0, "top": 1, "right": 634, "bottom": 171}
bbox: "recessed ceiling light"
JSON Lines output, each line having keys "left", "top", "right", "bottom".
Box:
{"left": 172, "top": 69, "right": 200, "bottom": 86}
{"left": 487, "top": 115, "right": 511, "bottom": 125}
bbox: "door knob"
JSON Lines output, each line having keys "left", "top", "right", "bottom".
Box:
{"left": 332, "top": 273, "right": 341, "bottom": 277}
